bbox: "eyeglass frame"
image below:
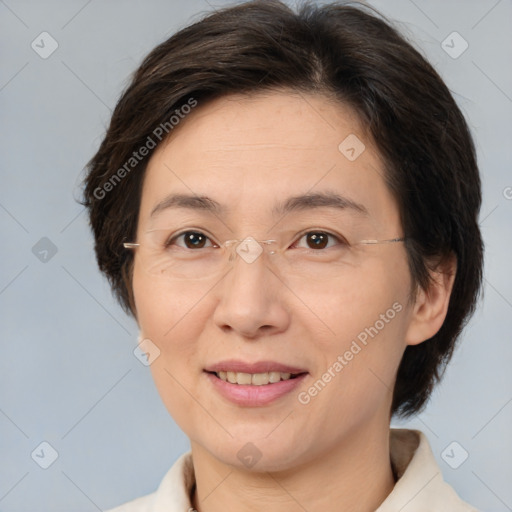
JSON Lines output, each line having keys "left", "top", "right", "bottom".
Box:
{"left": 123, "top": 235, "right": 406, "bottom": 263}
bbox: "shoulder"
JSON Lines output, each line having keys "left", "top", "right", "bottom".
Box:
{"left": 105, "top": 492, "right": 156, "bottom": 512}
{"left": 378, "top": 429, "right": 479, "bottom": 512}
{"left": 104, "top": 451, "right": 194, "bottom": 512}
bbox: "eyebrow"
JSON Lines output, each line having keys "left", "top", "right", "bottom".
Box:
{"left": 150, "top": 191, "right": 368, "bottom": 218}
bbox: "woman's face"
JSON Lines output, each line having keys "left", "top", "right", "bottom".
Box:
{"left": 132, "top": 90, "right": 415, "bottom": 471}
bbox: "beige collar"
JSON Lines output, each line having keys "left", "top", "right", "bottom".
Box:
{"left": 118, "top": 429, "right": 478, "bottom": 512}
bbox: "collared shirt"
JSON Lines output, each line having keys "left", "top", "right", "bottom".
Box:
{"left": 106, "top": 428, "right": 479, "bottom": 511}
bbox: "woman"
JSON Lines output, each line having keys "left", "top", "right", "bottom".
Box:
{"left": 82, "top": 1, "right": 483, "bottom": 510}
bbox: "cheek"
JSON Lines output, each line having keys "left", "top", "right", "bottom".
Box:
{"left": 310, "top": 253, "right": 410, "bottom": 346}
{"left": 132, "top": 270, "right": 205, "bottom": 423}
{"left": 305, "top": 305, "right": 407, "bottom": 429}
{"left": 304, "top": 255, "right": 410, "bottom": 406}
{"left": 132, "top": 264, "right": 207, "bottom": 336}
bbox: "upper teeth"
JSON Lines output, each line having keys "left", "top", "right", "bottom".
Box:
{"left": 216, "top": 371, "right": 294, "bottom": 386}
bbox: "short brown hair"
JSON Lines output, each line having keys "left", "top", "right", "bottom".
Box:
{"left": 82, "top": 0, "right": 483, "bottom": 418}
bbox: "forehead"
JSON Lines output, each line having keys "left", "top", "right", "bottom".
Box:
{"left": 159, "top": 90, "right": 366, "bottom": 159}
{"left": 139, "top": 90, "right": 398, "bottom": 226}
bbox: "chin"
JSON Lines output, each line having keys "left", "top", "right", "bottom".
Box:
{"left": 200, "top": 431, "right": 308, "bottom": 473}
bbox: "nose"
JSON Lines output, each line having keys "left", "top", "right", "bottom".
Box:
{"left": 212, "top": 244, "right": 291, "bottom": 339}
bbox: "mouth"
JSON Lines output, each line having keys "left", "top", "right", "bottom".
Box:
{"left": 203, "top": 360, "right": 309, "bottom": 406}
{"left": 206, "top": 370, "right": 306, "bottom": 386}
{"left": 204, "top": 368, "right": 309, "bottom": 406}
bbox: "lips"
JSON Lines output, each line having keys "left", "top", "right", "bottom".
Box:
{"left": 203, "top": 359, "right": 309, "bottom": 405}
{"left": 204, "top": 359, "right": 308, "bottom": 375}
{"left": 205, "top": 370, "right": 308, "bottom": 406}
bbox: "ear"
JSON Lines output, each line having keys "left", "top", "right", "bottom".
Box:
{"left": 405, "top": 254, "right": 457, "bottom": 346}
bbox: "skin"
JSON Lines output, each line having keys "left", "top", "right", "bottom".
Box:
{"left": 131, "top": 89, "right": 455, "bottom": 512}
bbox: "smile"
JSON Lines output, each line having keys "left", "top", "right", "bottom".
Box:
{"left": 213, "top": 371, "right": 302, "bottom": 386}
{"left": 205, "top": 370, "right": 308, "bottom": 406}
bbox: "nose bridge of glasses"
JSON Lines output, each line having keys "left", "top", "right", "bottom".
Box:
{"left": 225, "top": 236, "right": 278, "bottom": 265}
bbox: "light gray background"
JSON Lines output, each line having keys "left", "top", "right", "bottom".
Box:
{"left": 1, "top": 0, "right": 511, "bottom": 510}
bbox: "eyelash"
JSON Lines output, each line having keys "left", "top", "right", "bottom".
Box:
{"left": 164, "top": 229, "right": 348, "bottom": 251}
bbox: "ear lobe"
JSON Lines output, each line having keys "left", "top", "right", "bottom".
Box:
{"left": 405, "top": 254, "right": 457, "bottom": 346}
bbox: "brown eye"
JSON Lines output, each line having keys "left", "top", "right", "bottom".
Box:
{"left": 294, "top": 231, "right": 345, "bottom": 250}
{"left": 166, "top": 231, "right": 214, "bottom": 249}
{"left": 307, "top": 232, "right": 328, "bottom": 249}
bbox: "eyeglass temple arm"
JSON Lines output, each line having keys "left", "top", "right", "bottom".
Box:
{"left": 122, "top": 237, "right": 405, "bottom": 249}
{"left": 357, "top": 237, "right": 405, "bottom": 245}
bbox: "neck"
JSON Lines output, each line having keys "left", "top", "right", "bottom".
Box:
{"left": 190, "top": 420, "right": 395, "bottom": 512}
